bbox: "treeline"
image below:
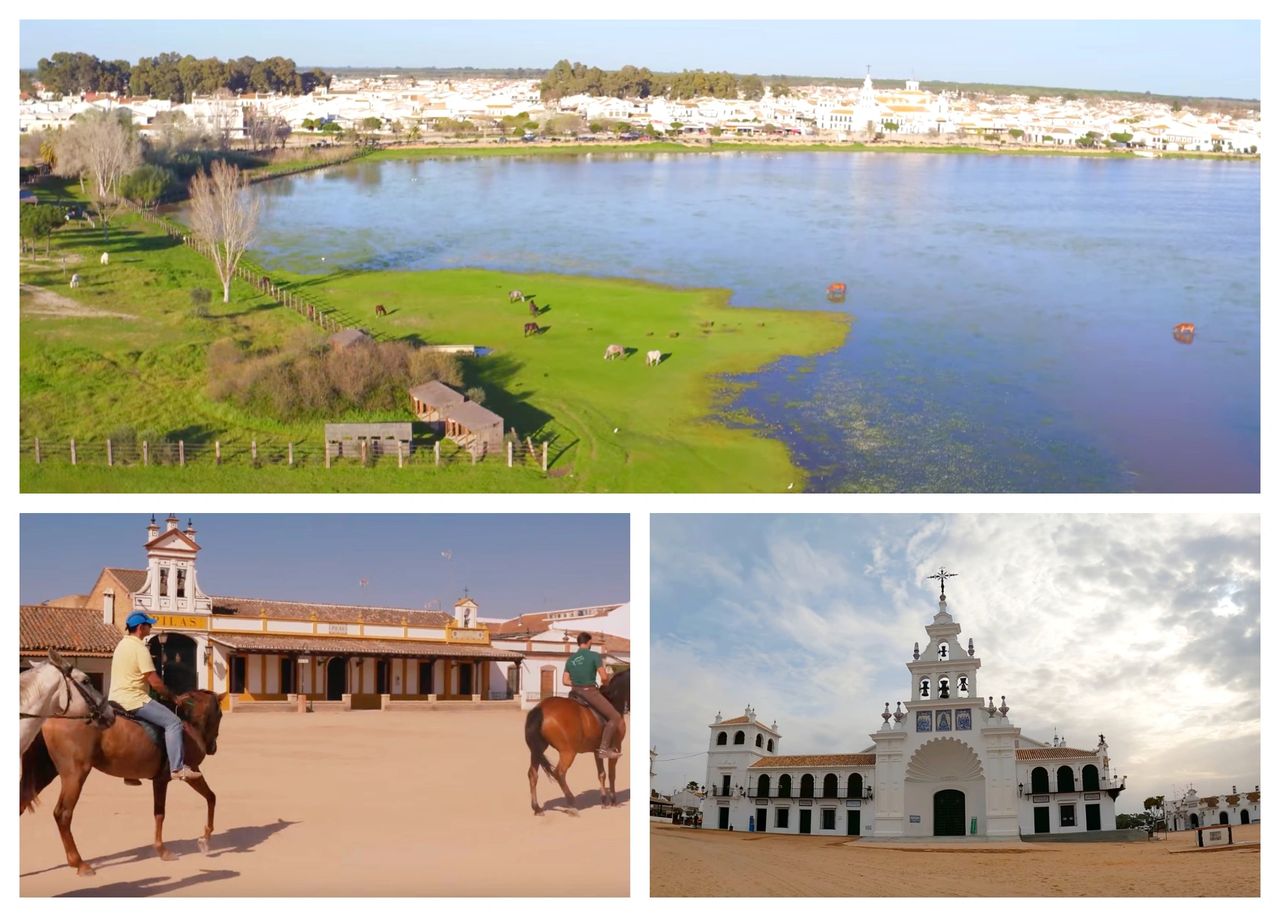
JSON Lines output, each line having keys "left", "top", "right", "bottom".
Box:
{"left": 539, "top": 60, "right": 777, "bottom": 101}
{"left": 30, "top": 51, "right": 331, "bottom": 103}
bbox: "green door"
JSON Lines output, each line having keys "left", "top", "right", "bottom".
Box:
{"left": 933, "top": 790, "right": 965, "bottom": 836}
{"left": 1034, "top": 806, "right": 1051, "bottom": 834}
{"left": 799, "top": 809, "right": 812, "bottom": 834}
{"left": 847, "top": 809, "right": 860, "bottom": 835}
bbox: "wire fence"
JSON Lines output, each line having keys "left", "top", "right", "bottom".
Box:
{"left": 20, "top": 435, "right": 550, "bottom": 472}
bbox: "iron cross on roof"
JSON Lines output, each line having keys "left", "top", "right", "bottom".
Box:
{"left": 927, "top": 568, "right": 958, "bottom": 599}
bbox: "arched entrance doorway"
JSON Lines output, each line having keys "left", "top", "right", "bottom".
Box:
{"left": 326, "top": 657, "right": 348, "bottom": 700}
{"left": 1219, "top": 811, "right": 1230, "bottom": 825}
{"left": 1241, "top": 810, "right": 1251, "bottom": 824}
{"left": 149, "top": 633, "right": 199, "bottom": 695}
{"left": 934, "top": 789, "right": 966, "bottom": 836}
{"left": 1190, "top": 813, "right": 1200, "bottom": 829}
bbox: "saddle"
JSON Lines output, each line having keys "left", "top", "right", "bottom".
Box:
{"left": 108, "top": 702, "right": 172, "bottom": 755}
{"left": 567, "top": 689, "right": 607, "bottom": 726}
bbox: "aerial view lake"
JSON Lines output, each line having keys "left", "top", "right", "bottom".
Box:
{"left": 248, "top": 152, "right": 1259, "bottom": 492}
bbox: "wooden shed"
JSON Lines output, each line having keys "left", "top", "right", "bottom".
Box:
{"left": 442, "top": 402, "right": 504, "bottom": 458}
{"left": 409, "top": 380, "right": 465, "bottom": 431}
{"left": 324, "top": 422, "right": 412, "bottom": 459}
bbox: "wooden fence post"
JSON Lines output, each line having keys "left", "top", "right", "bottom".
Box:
{"left": 106, "top": 438, "right": 113, "bottom": 467}
{"left": 471, "top": 446, "right": 477, "bottom": 465}
{"left": 288, "top": 442, "right": 294, "bottom": 466}
{"left": 325, "top": 441, "right": 331, "bottom": 468}
{"left": 397, "top": 441, "right": 404, "bottom": 468}
{"left": 215, "top": 440, "right": 221, "bottom": 465}
{"left": 542, "top": 442, "right": 548, "bottom": 473}
{"left": 143, "top": 440, "right": 149, "bottom": 466}
{"left": 70, "top": 438, "right": 77, "bottom": 465}
{"left": 252, "top": 439, "right": 258, "bottom": 464}
{"left": 34, "top": 437, "right": 40, "bottom": 464}
{"left": 179, "top": 440, "right": 185, "bottom": 466}
{"left": 434, "top": 441, "right": 440, "bottom": 467}
{"left": 507, "top": 440, "right": 513, "bottom": 467}
{"left": 360, "top": 439, "right": 368, "bottom": 466}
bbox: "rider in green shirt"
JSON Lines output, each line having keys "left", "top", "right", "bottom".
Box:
{"left": 563, "top": 633, "right": 622, "bottom": 759}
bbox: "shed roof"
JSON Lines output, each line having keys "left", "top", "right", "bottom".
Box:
{"left": 409, "top": 380, "right": 465, "bottom": 407}
{"left": 444, "top": 401, "right": 503, "bottom": 429}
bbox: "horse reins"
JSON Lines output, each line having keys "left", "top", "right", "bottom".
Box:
{"left": 19, "top": 669, "right": 112, "bottom": 725}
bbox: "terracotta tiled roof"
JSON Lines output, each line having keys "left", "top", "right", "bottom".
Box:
{"left": 210, "top": 596, "right": 453, "bottom": 627}
{"left": 749, "top": 754, "right": 876, "bottom": 768}
{"left": 1016, "top": 747, "right": 1099, "bottom": 760}
{"left": 20, "top": 605, "right": 123, "bottom": 657}
{"left": 105, "top": 568, "right": 148, "bottom": 593}
{"left": 209, "top": 632, "right": 523, "bottom": 660}
{"left": 718, "top": 715, "right": 751, "bottom": 725}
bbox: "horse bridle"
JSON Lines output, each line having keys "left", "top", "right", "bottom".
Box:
{"left": 19, "top": 668, "right": 113, "bottom": 726}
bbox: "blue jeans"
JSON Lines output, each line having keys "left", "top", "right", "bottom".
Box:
{"left": 133, "top": 699, "right": 185, "bottom": 771}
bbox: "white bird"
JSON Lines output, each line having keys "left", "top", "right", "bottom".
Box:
{"left": 320, "top": 256, "right": 326, "bottom": 261}
{"left": 787, "top": 483, "right": 794, "bottom": 490}
{"left": 613, "top": 428, "right": 619, "bottom": 433}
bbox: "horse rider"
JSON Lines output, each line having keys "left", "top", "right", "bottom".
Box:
{"left": 563, "top": 632, "right": 622, "bottom": 759}
{"left": 109, "top": 611, "right": 200, "bottom": 781}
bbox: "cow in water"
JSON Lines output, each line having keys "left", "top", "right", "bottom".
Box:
{"left": 604, "top": 344, "right": 624, "bottom": 360}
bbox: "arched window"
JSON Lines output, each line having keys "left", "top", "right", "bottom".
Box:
{"left": 778, "top": 774, "right": 792, "bottom": 798}
{"left": 1082, "top": 765, "right": 1100, "bottom": 791}
{"left": 734, "top": 730, "right": 745, "bottom": 745}
{"left": 767, "top": 739, "right": 774, "bottom": 752}
{"left": 757, "top": 774, "right": 771, "bottom": 798}
{"left": 756, "top": 734, "right": 763, "bottom": 747}
{"left": 939, "top": 677, "right": 950, "bottom": 699}
{"left": 848, "top": 773, "right": 863, "bottom": 798}
{"left": 1031, "top": 767, "right": 1049, "bottom": 794}
{"left": 800, "top": 774, "right": 815, "bottom": 798}
{"left": 823, "top": 773, "right": 838, "bottom": 798}
{"left": 958, "top": 675, "right": 969, "bottom": 697}
{"left": 716, "top": 731, "right": 727, "bottom": 746}
{"left": 1057, "top": 766, "right": 1075, "bottom": 793}
{"left": 919, "top": 677, "right": 930, "bottom": 699}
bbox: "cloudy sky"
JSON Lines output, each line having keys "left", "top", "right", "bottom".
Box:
{"left": 651, "top": 514, "right": 1259, "bottom": 809}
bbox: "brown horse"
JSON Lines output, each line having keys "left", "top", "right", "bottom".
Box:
{"left": 21, "top": 690, "right": 225, "bottom": 876}
{"left": 525, "top": 668, "right": 629, "bottom": 815}
{"left": 524, "top": 321, "right": 540, "bottom": 337}
{"left": 375, "top": 304, "right": 388, "bottom": 317}
{"left": 527, "top": 299, "right": 539, "bottom": 317}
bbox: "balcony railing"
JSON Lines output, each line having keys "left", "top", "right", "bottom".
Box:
{"left": 750, "top": 788, "right": 873, "bottom": 801}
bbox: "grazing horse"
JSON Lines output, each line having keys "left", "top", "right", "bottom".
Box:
{"left": 20, "top": 651, "right": 114, "bottom": 758}
{"left": 69, "top": 274, "right": 81, "bottom": 289}
{"left": 375, "top": 304, "right": 388, "bottom": 317}
{"left": 21, "top": 689, "right": 225, "bottom": 876}
{"left": 525, "top": 668, "right": 629, "bottom": 815}
{"left": 645, "top": 350, "right": 662, "bottom": 366}
{"left": 603, "top": 344, "right": 624, "bottom": 360}
{"left": 509, "top": 290, "right": 525, "bottom": 302}
{"left": 99, "top": 252, "right": 109, "bottom": 266}
{"left": 527, "top": 300, "right": 539, "bottom": 317}
{"left": 524, "top": 322, "right": 540, "bottom": 337}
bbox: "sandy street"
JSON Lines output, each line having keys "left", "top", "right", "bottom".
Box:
{"left": 650, "top": 822, "right": 1259, "bottom": 896}
{"left": 21, "top": 708, "right": 629, "bottom": 896}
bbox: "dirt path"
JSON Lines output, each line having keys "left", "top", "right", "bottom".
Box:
{"left": 22, "top": 709, "right": 629, "bottom": 896}
{"left": 651, "top": 822, "right": 1259, "bottom": 896}
{"left": 20, "top": 283, "right": 136, "bottom": 320}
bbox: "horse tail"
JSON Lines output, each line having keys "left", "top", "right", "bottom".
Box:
{"left": 20, "top": 731, "right": 58, "bottom": 815}
{"left": 524, "top": 706, "right": 555, "bottom": 777}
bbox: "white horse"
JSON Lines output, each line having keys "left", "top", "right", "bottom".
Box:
{"left": 69, "top": 273, "right": 81, "bottom": 288}
{"left": 20, "top": 651, "right": 114, "bottom": 757}
{"left": 508, "top": 289, "right": 525, "bottom": 302}
{"left": 646, "top": 350, "right": 662, "bottom": 366}
{"left": 604, "top": 344, "right": 624, "bottom": 360}
{"left": 99, "top": 252, "right": 110, "bottom": 266}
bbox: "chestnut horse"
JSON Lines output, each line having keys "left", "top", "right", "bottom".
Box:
{"left": 524, "top": 321, "right": 540, "bottom": 337}
{"left": 21, "top": 690, "right": 225, "bottom": 876}
{"left": 525, "top": 668, "right": 629, "bottom": 815}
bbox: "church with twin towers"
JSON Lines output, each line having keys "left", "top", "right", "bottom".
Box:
{"left": 702, "top": 571, "right": 1128, "bottom": 839}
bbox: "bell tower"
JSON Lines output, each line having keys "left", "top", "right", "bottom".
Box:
{"left": 133, "top": 514, "right": 212, "bottom": 618}
{"left": 704, "top": 706, "right": 781, "bottom": 830}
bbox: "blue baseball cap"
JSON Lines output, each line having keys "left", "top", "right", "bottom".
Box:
{"left": 126, "top": 611, "right": 157, "bottom": 628}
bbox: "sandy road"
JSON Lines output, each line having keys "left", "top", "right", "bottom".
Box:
{"left": 650, "top": 822, "right": 1259, "bottom": 896}
{"left": 21, "top": 708, "right": 628, "bottom": 896}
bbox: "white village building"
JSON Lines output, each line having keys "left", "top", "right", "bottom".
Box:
{"left": 702, "top": 579, "right": 1127, "bottom": 839}
{"left": 1167, "top": 785, "right": 1261, "bottom": 831}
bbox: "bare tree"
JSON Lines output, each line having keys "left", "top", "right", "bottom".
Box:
{"left": 55, "top": 107, "right": 139, "bottom": 240}
{"left": 187, "top": 160, "right": 261, "bottom": 303}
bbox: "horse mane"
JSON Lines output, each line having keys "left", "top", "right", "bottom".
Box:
{"left": 18, "top": 662, "right": 52, "bottom": 713}
{"left": 602, "top": 668, "right": 630, "bottom": 714}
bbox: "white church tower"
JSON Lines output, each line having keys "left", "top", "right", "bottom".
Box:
{"left": 704, "top": 706, "right": 780, "bottom": 830}
{"left": 132, "top": 514, "right": 213, "bottom": 619}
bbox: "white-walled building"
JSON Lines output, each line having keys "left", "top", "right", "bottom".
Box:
{"left": 1167, "top": 785, "right": 1261, "bottom": 830}
{"left": 702, "top": 584, "right": 1127, "bottom": 839}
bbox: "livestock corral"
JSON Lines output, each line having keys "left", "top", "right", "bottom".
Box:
{"left": 21, "top": 708, "right": 629, "bottom": 896}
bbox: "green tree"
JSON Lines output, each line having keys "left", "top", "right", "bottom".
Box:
{"left": 1110, "top": 132, "right": 1134, "bottom": 145}
{"left": 20, "top": 204, "right": 66, "bottom": 255}
{"left": 708, "top": 125, "right": 723, "bottom": 137}
{"left": 1008, "top": 128, "right": 1024, "bottom": 139}
{"left": 739, "top": 75, "right": 765, "bottom": 101}
{"left": 118, "top": 163, "right": 176, "bottom": 209}
{"left": 362, "top": 116, "right": 383, "bottom": 130}
{"left": 1172, "top": 99, "right": 1183, "bottom": 112}
{"left": 770, "top": 82, "right": 791, "bottom": 97}
{"left": 882, "top": 121, "right": 900, "bottom": 132}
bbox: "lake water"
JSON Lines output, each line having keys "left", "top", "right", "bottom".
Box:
{"left": 247, "top": 152, "right": 1260, "bottom": 492}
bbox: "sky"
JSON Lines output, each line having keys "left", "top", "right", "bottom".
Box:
{"left": 20, "top": 514, "right": 628, "bottom": 619}
{"left": 650, "top": 514, "right": 1260, "bottom": 810}
{"left": 17, "top": 19, "right": 1261, "bottom": 99}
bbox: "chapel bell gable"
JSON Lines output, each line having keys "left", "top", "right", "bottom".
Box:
{"left": 453, "top": 596, "right": 479, "bottom": 627}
